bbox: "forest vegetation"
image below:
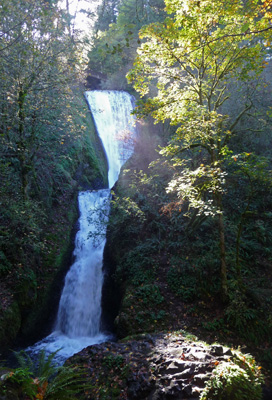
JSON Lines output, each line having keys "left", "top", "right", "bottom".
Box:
{"left": 92, "top": 0, "right": 272, "bottom": 379}
{"left": 0, "top": 0, "right": 107, "bottom": 350}
{"left": 0, "top": 0, "right": 272, "bottom": 398}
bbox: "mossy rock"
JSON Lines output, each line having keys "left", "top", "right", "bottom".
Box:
{"left": 19, "top": 197, "right": 78, "bottom": 341}
{"left": 0, "top": 302, "right": 21, "bottom": 352}
{"left": 15, "top": 273, "right": 37, "bottom": 309}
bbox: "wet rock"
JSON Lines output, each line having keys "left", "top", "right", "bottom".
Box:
{"left": 127, "top": 381, "right": 141, "bottom": 398}
{"left": 189, "top": 348, "right": 209, "bottom": 361}
{"left": 192, "top": 373, "right": 211, "bottom": 387}
{"left": 164, "top": 361, "right": 186, "bottom": 374}
{"left": 210, "top": 344, "right": 224, "bottom": 356}
{"left": 182, "top": 383, "right": 193, "bottom": 396}
{"left": 172, "top": 367, "right": 195, "bottom": 379}
{"left": 222, "top": 346, "right": 233, "bottom": 356}
{"left": 66, "top": 331, "right": 263, "bottom": 400}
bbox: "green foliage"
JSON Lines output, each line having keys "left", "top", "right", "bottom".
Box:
{"left": 202, "top": 318, "right": 226, "bottom": 333}
{"left": 0, "top": 349, "right": 89, "bottom": 400}
{"left": 94, "top": 0, "right": 119, "bottom": 31}
{"left": 222, "top": 281, "right": 272, "bottom": 344}
{"left": 226, "top": 289, "right": 256, "bottom": 332}
{"left": 88, "top": 0, "right": 166, "bottom": 88}
{"left": 200, "top": 352, "right": 264, "bottom": 400}
{"left": 136, "top": 284, "right": 164, "bottom": 305}
{"left": 102, "top": 354, "right": 124, "bottom": 370}
{"left": 167, "top": 265, "right": 199, "bottom": 302}
{"left": 0, "top": 0, "right": 102, "bottom": 303}
{"left": 0, "top": 0, "right": 83, "bottom": 197}
{"left": 115, "top": 242, "right": 158, "bottom": 286}
{"left": 1, "top": 367, "right": 37, "bottom": 399}
{"left": 41, "top": 365, "right": 86, "bottom": 400}
{"left": 108, "top": 112, "right": 272, "bottom": 351}
{"left": 128, "top": 0, "right": 272, "bottom": 302}
{"left": 110, "top": 193, "right": 147, "bottom": 238}
{"left": 14, "top": 349, "right": 59, "bottom": 381}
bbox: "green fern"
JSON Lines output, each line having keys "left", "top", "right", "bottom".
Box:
{"left": 42, "top": 365, "right": 87, "bottom": 400}
{"left": 14, "top": 349, "right": 59, "bottom": 382}
{"left": 11, "top": 349, "right": 90, "bottom": 399}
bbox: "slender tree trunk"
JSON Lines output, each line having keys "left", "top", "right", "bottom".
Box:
{"left": 235, "top": 217, "right": 243, "bottom": 283}
{"left": 66, "top": 0, "right": 72, "bottom": 37}
{"left": 218, "top": 212, "right": 228, "bottom": 302}
{"left": 235, "top": 175, "right": 253, "bottom": 284}
{"left": 211, "top": 146, "right": 228, "bottom": 302}
{"left": 216, "top": 192, "right": 228, "bottom": 303}
{"left": 18, "top": 87, "right": 29, "bottom": 200}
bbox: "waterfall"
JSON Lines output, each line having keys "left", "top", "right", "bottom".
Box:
{"left": 85, "top": 90, "right": 135, "bottom": 188}
{"left": 28, "top": 90, "right": 136, "bottom": 363}
{"left": 55, "top": 189, "right": 110, "bottom": 338}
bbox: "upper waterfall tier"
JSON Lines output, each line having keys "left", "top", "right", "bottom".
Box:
{"left": 85, "top": 90, "right": 136, "bottom": 188}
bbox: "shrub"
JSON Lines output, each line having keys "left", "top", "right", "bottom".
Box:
{"left": 167, "top": 265, "right": 199, "bottom": 301}
{"left": 200, "top": 352, "right": 264, "bottom": 400}
{"left": 0, "top": 350, "right": 88, "bottom": 400}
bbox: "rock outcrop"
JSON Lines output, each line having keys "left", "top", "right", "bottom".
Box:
{"left": 67, "top": 331, "right": 263, "bottom": 400}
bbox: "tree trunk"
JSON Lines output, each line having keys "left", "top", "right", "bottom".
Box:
{"left": 66, "top": 0, "right": 72, "bottom": 37}
{"left": 216, "top": 191, "right": 228, "bottom": 303}
{"left": 211, "top": 147, "right": 228, "bottom": 302}
{"left": 18, "top": 87, "right": 29, "bottom": 200}
{"left": 218, "top": 211, "right": 228, "bottom": 302}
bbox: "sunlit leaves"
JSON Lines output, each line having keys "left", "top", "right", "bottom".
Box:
{"left": 166, "top": 162, "right": 227, "bottom": 217}
{"left": 129, "top": 0, "right": 268, "bottom": 121}
{"left": 127, "top": 0, "right": 272, "bottom": 301}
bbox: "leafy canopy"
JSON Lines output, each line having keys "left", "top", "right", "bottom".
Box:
{"left": 128, "top": 0, "right": 269, "bottom": 120}
{"left": 127, "top": 0, "right": 272, "bottom": 300}
{"left": 127, "top": 0, "right": 270, "bottom": 217}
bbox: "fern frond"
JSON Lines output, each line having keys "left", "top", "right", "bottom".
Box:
{"left": 35, "top": 349, "right": 59, "bottom": 379}
{"left": 13, "top": 350, "right": 35, "bottom": 374}
{"left": 45, "top": 366, "right": 89, "bottom": 400}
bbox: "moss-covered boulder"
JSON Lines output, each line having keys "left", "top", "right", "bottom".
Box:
{"left": 0, "top": 301, "right": 21, "bottom": 352}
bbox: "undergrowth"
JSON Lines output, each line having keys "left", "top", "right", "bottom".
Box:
{"left": 200, "top": 352, "right": 264, "bottom": 400}
{"left": 106, "top": 124, "right": 272, "bottom": 372}
{"left": 0, "top": 349, "right": 89, "bottom": 400}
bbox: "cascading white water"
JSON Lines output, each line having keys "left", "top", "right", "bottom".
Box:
{"left": 28, "top": 90, "right": 136, "bottom": 363}
{"left": 55, "top": 189, "right": 110, "bottom": 338}
{"left": 85, "top": 90, "right": 135, "bottom": 188}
